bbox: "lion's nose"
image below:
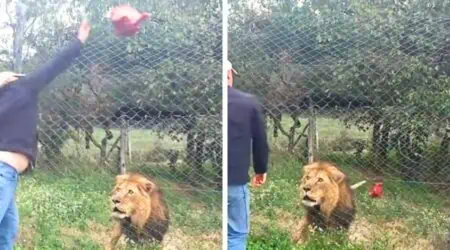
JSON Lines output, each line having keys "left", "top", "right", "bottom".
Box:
{"left": 303, "top": 187, "right": 311, "bottom": 192}
{"left": 112, "top": 199, "right": 120, "bottom": 204}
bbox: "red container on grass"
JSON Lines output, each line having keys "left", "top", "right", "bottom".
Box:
{"left": 369, "top": 178, "right": 384, "bottom": 198}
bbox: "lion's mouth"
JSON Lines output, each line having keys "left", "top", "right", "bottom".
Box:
{"left": 111, "top": 207, "right": 128, "bottom": 219}
{"left": 303, "top": 195, "right": 315, "bottom": 202}
{"left": 302, "top": 195, "right": 319, "bottom": 207}
{"left": 112, "top": 207, "right": 124, "bottom": 214}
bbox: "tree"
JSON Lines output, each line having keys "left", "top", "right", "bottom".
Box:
{"left": 230, "top": 0, "right": 450, "bottom": 181}
{"left": 2, "top": 0, "right": 222, "bottom": 178}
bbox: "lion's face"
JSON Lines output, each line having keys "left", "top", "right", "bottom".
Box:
{"left": 110, "top": 174, "right": 154, "bottom": 220}
{"left": 299, "top": 162, "right": 346, "bottom": 208}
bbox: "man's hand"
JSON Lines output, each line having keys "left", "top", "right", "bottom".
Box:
{"left": 0, "top": 72, "right": 25, "bottom": 87}
{"left": 77, "top": 20, "right": 91, "bottom": 44}
{"left": 251, "top": 173, "right": 267, "bottom": 187}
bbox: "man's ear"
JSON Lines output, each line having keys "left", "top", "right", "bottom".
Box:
{"left": 115, "top": 174, "right": 129, "bottom": 184}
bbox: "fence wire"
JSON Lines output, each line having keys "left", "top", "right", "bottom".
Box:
{"left": 1, "top": 1, "right": 222, "bottom": 249}
{"left": 230, "top": 1, "right": 450, "bottom": 249}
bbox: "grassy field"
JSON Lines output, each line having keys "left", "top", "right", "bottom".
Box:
{"left": 14, "top": 129, "right": 221, "bottom": 250}
{"left": 12, "top": 116, "right": 450, "bottom": 249}
{"left": 247, "top": 115, "right": 450, "bottom": 250}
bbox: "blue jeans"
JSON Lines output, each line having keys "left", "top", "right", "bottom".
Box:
{"left": 228, "top": 184, "right": 250, "bottom": 250}
{"left": 0, "top": 161, "right": 19, "bottom": 250}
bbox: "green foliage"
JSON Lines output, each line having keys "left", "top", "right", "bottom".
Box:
{"left": 230, "top": 0, "right": 450, "bottom": 180}
{"left": 248, "top": 227, "right": 294, "bottom": 250}
{"left": 71, "top": 0, "right": 222, "bottom": 115}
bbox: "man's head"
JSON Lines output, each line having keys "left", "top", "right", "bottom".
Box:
{"left": 0, "top": 72, "right": 25, "bottom": 87}
{"left": 226, "top": 60, "right": 237, "bottom": 87}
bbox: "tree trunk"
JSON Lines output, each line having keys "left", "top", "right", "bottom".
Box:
{"left": 436, "top": 130, "right": 450, "bottom": 174}
{"left": 371, "top": 119, "right": 389, "bottom": 173}
{"left": 372, "top": 122, "right": 381, "bottom": 155}
{"left": 287, "top": 115, "right": 301, "bottom": 153}
{"left": 13, "top": 2, "right": 26, "bottom": 72}
{"left": 212, "top": 139, "right": 222, "bottom": 190}
{"left": 403, "top": 135, "right": 422, "bottom": 181}
{"left": 118, "top": 119, "right": 128, "bottom": 174}
{"left": 194, "top": 130, "right": 206, "bottom": 174}
{"left": 186, "top": 129, "right": 196, "bottom": 170}
{"left": 100, "top": 136, "right": 108, "bottom": 165}
{"left": 271, "top": 111, "right": 282, "bottom": 138}
{"left": 379, "top": 122, "right": 390, "bottom": 169}
{"left": 307, "top": 107, "right": 316, "bottom": 164}
{"left": 439, "top": 132, "right": 450, "bottom": 155}
{"left": 127, "top": 130, "right": 132, "bottom": 163}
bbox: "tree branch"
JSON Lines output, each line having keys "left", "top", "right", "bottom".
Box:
{"left": 106, "top": 136, "right": 121, "bottom": 159}
{"left": 273, "top": 117, "right": 289, "bottom": 137}
{"left": 5, "top": 1, "right": 15, "bottom": 33}
{"left": 85, "top": 132, "right": 102, "bottom": 149}
{"left": 293, "top": 123, "right": 309, "bottom": 148}
{"left": 24, "top": 16, "right": 38, "bottom": 37}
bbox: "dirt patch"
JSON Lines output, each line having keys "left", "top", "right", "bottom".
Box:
{"left": 87, "top": 221, "right": 111, "bottom": 246}
{"left": 252, "top": 209, "right": 302, "bottom": 231}
{"left": 98, "top": 225, "right": 220, "bottom": 250}
{"left": 17, "top": 219, "right": 37, "bottom": 249}
{"left": 174, "top": 183, "right": 196, "bottom": 196}
{"left": 163, "top": 228, "right": 221, "bottom": 250}
{"left": 272, "top": 209, "right": 302, "bottom": 232}
{"left": 60, "top": 221, "right": 110, "bottom": 247}
{"left": 348, "top": 218, "right": 374, "bottom": 244}
{"left": 60, "top": 227, "right": 83, "bottom": 238}
{"left": 432, "top": 232, "right": 450, "bottom": 250}
{"left": 250, "top": 213, "right": 274, "bottom": 235}
{"left": 349, "top": 218, "right": 440, "bottom": 250}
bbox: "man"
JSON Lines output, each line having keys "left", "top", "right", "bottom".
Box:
{"left": 0, "top": 21, "right": 90, "bottom": 249}
{"left": 227, "top": 60, "right": 269, "bottom": 250}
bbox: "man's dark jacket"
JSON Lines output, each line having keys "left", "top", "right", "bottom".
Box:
{"left": 0, "top": 39, "right": 83, "bottom": 169}
{"left": 228, "top": 86, "right": 269, "bottom": 185}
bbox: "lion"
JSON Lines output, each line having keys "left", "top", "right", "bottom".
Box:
{"left": 106, "top": 173, "right": 170, "bottom": 250}
{"left": 292, "top": 161, "right": 366, "bottom": 244}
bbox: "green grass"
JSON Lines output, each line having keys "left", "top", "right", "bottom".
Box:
{"left": 247, "top": 115, "right": 450, "bottom": 250}
{"left": 13, "top": 115, "right": 450, "bottom": 249}
{"left": 248, "top": 228, "right": 390, "bottom": 250}
{"left": 14, "top": 128, "right": 221, "bottom": 250}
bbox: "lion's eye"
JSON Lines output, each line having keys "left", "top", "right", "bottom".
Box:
{"left": 305, "top": 176, "right": 310, "bottom": 180}
{"left": 318, "top": 178, "right": 324, "bottom": 182}
{"left": 128, "top": 190, "right": 134, "bottom": 195}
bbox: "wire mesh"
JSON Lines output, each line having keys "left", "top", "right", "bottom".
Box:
{"left": 230, "top": 0, "right": 450, "bottom": 249}
{"left": 0, "top": 0, "right": 222, "bottom": 249}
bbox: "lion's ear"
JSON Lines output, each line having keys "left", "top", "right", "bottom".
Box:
{"left": 329, "top": 167, "right": 346, "bottom": 184}
{"left": 143, "top": 180, "right": 156, "bottom": 193}
{"left": 115, "top": 174, "right": 129, "bottom": 184}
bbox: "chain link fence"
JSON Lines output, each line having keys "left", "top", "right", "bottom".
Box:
{"left": 230, "top": 0, "right": 450, "bottom": 249}
{"left": 1, "top": 0, "right": 221, "bottom": 249}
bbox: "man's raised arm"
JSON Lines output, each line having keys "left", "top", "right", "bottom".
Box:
{"left": 16, "top": 21, "right": 90, "bottom": 93}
